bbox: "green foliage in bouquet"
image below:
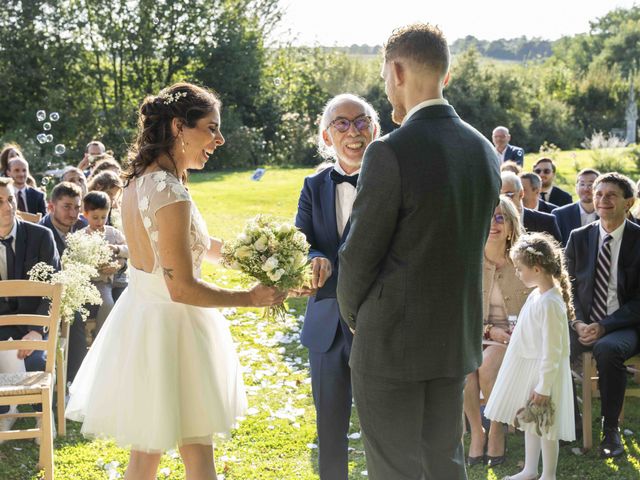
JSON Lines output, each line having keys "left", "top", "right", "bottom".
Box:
{"left": 221, "top": 214, "right": 311, "bottom": 318}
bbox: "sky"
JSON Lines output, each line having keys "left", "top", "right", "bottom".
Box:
{"left": 272, "top": 0, "right": 637, "bottom": 46}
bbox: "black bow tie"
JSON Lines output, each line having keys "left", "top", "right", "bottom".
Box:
{"left": 330, "top": 169, "right": 358, "bottom": 188}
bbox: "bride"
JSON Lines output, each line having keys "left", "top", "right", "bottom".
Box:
{"left": 66, "top": 82, "right": 286, "bottom": 480}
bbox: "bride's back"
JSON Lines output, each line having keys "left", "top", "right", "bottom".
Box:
{"left": 121, "top": 173, "right": 155, "bottom": 273}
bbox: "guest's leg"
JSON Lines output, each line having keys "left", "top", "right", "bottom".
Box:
{"left": 463, "top": 371, "right": 485, "bottom": 458}
{"left": 179, "top": 443, "right": 216, "bottom": 480}
{"left": 67, "top": 313, "right": 87, "bottom": 384}
{"left": 478, "top": 345, "right": 506, "bottom": 456}
{"left": 124, "top": 450, "right": 162, "bottom": 480}
{"left": 421, "top": 376, "right": 467, "bottom": 480}
{"left": 308, "top": 327, "right": 352, "bottom": 480}
{"left": 352, "top": 370, "right": 423, "bottom": 480}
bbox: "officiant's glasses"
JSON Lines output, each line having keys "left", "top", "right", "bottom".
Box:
{"left": 327, "top": 115, "right": 372, "bottom": 133}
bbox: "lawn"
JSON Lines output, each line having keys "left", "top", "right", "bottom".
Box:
{"left": 1, "top": 154, "right": 639, "bottom": 479}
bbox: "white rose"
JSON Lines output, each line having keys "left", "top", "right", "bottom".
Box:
{"left": 293, "top": 251, "right": 307, "bottom": 268}
{"left": 261, "top": 255, "right": 279, "bottom": 272}
{"left": 268, "top": 268, "right": 285, "bottom": 282}
{"left": 254, "top": 235, "right": 268, "bottom": 252}
{"left": 278, "top": 223, "right": 292, "bottom": 235}
{"left": 238, "top": 233, "right": 249, "bottom": 243}
{"left": 293, "top": 232, "right": 306, "bottom": 244}
{"left": 235, "top": 245, "right": 253, "bottom": 259}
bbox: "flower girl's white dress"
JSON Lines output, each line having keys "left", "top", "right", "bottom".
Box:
{"left": 485, "top": 287, "right": 575, "bottom": 441}
{"left": 66, "top": 171, "right": 247, "bottom": 452}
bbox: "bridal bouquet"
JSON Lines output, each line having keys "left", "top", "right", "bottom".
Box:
{"left": 221, "top": 215, "right": 310, "bottom": 319}
{"left": 28, "top": 230, "right": 117, "bottom": 323}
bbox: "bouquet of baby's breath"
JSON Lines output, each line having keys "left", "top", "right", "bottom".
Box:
{"left": 28, "top": 230, "right": 116, "bottom": 323}
{"left": 221, "top": 215, "right": 310, "bottom": 319}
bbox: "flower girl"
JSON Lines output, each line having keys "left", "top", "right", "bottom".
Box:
{"left": 485, "top": 232, "right": 575, "bottom": 480}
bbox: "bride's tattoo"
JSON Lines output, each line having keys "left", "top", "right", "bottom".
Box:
{"left": 163, "top": 267, "right": 174, "bottom": 280}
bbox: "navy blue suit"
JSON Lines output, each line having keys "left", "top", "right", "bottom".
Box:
{"left": 501, "top": 144, "right": 525, "bottom": 166}
{"left": 552, "top": 202, "right": 598, "bottom": 247}
{"left": 295, "top": 166, "right": 354, "bottom": 480}
{"left": 23, "top": 187, "right": 47, "bottom": 216}
{"left": 39, "top": 213, "right": 87, "bottom": 383}
{"left": 543, "top": 185, "right": 573, "bottom": 207}
{"left": 523, "top": 207, "right": 562, "bottom": 244}
{"left": 0, "top": 219, "right": 59, "bottom": 413}
{"left": 537, "top": 198, "right": 557, "bottom": 214}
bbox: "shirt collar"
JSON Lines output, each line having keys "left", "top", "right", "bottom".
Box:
{"left": 333, "top": 161, "right": 359, "bottom": 177}
{"left": 402, "top": 98, "right": 449, "bottom": 125}
{"left": 578, "top": 202, "right": 595, "bottom": 216}
{"left": 1, "top": 220, "right": 18, "bottom": 240}
{"left": 598, "top": 219, "right": 626, "bottom": 242}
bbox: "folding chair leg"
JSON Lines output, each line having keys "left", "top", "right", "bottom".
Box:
{"left": 56, "top": 353, "right": 66, "bottom": 436}
{"left": 38, "top": 386, "right": 54, "bottom": 480}
{"left": 582, "top": 352, "right": 593, "bottom": 451}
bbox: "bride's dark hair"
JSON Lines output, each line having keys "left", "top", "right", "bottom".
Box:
{"left": 124, "top": 82, "right": 221, "bottom": 185}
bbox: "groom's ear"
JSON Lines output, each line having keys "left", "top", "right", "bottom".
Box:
{"left": 392, "top": 61, "right": 405, "bottom": 86}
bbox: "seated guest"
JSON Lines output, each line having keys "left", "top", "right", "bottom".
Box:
{"left": 77, "top": 140, "right": 106, "bottom": 172}
{"left": 520, "top": 172, "right": 557, "bottom": 213}
{"left": 492, "top": 126, "right": 525, "bottom": 166}
{"left": 1, "top": 144, "right": 39, "bottom": 190}
{"left": 501, "top": 171, "right": 562, "bottom": 243}
{"left": 464, "top": 196, "right": 532, "bottom": 467}
{"left": 552, "top": 168, "right": 600, "bottom": 246}
{"left": 80, "top": 191, "right": 128, "bottom": 336}
{"left": 0, "top": 177, "right": 59, "bottom": 431}
{"left": 500, "top": 160, "right": 522, "bottom": 175}
{"left": 566, "top": 172, "right": 640, "bottom": 458}
{"left": 6, "top": 157, "right": 46, "bottom": 216}
{"left": 533, "top": 157, "right": 572, "bottom": 207}
{"left": 61, "top": 166, "right": 88, "bottom": 197}
{"left": 39, "top": 182, "right": 87, "bottom": 383}
{"left": 88, "top": 156, "right": 121, "bottom": 180}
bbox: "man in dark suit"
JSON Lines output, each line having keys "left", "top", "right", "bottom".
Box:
{"left": 39, "top": 181, "right": 87, "bottom": 384}
{"left": 566, "top": 172, "right": 640, "bottom": 458}
{"left": 552, "top": 168, "right": 600, "bottom": 246}
{"left": 520, "top": 172, "right": 557, "bottom": 213}
{"left": 492, "top": 126, "right": 525, "bottom": 166}
{"left": 533, "top": 157, "right": 573, "bottom": 207}
{"left": 0, "top": 177, "right": 59, "bottom": 426}
{"left": 501, "top": 171, "right": 562, "bottom": 243}
{"left": 337, "top": 24, "right": 500, "bottom": 479}
{"left": 294, "top": 94, "right": 379, "bottom": 480}
{"left": 7, "top": 157, "right": 46, "bottom": 216}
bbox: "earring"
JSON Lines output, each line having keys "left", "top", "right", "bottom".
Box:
{"left": 180, "top": 134, "right": 185, "bottom": 153}
{"left": 507, "top": 235, "right": 511, "bottom": 240}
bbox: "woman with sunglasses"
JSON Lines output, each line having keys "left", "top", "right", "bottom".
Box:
{"left": 463, "top": 195, "right": 532, "bottom": 467}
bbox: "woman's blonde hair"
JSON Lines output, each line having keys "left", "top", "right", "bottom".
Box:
{"left": 496, "top": 194, "right": 522, "bottom": 254}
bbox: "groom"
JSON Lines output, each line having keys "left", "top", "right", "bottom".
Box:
{"left": 337, "top": 24, "right": 501, "bottom": 479}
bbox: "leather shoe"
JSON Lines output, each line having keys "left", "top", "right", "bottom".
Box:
{"left": 600, "top": 426, "right": 624, "bottom": 458}
{"left": 486, "top": 454, "right": 506, "bottom": 467}
{"left": 466, "top": 455, "right": 485, "bottom": 466}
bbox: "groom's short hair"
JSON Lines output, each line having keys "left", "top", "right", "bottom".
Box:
{"left": 383, "top": 23, "right": 449, "bottom": 78}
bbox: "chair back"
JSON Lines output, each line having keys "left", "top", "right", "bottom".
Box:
{"left": 17, "top": 211, "right": 43, "bottom": 223}
{"left": 0, "top": 280, "right": 62, "bottom": 374}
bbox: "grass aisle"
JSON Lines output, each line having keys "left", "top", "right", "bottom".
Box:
{"left": 1, "top": 161, "right": 639, "bottom": 478}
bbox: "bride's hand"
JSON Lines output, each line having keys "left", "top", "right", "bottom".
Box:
{"left": 248, "top": 284, "right": 287, "bottom": 307}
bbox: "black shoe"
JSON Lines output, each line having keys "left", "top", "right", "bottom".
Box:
{"left": 600, "top": 426, "right": 624, "bottom": 458}
{"left": 466, "top": 455, "right": 485, "bottom": 466}
{"left": 486, "top": 431, "right": 507, "bottom": 467}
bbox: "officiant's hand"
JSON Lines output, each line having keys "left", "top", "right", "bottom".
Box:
{"left": 311, "top": 257, "right": 332, "bottom": 289}
{"left": 17, "top": 330, "right": 43, "bottom": 359}
{"left": 249, "top": 284, "right": 287, "bottom": 307}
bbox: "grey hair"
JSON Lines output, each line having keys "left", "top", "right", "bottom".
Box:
{"left": 493, "top": 125, "right": 509, "bottom": 135}
{"left": 501, "top": 171, "right": 522, "bottom": 193}
{"left": 317, "top": 93, "right": 380, "bottom": 161}
{"left": 520, "top": 172, "right": 541, "bottom": 191}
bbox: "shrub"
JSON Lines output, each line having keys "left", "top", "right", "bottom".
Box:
{"left": 582, "top": 131, "right": 628, "bottom": 173}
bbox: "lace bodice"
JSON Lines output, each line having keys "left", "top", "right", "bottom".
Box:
{"left": 136, "top": 171, "right": 210, "bottom": 276}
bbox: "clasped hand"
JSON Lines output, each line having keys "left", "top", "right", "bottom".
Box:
{"left": 576, "top": 322, "right": 604, "bottom": 346}
{"left": 17, "top": 330, "right": 43, "bottom": 359}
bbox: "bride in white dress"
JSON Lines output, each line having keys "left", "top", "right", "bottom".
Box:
{"left": 66, "top": 82, "right": 286, "bottom": 480}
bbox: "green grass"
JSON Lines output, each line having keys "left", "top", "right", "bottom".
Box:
{"left": 1, "top": 159, "right": 639, "bottom": 479}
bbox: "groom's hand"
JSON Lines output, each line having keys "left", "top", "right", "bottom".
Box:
{"left": 311, "top": 257, "right": 332, "bottom": 289}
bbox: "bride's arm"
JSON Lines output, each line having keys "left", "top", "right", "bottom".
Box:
{"left": 205, "top": 236, "right": 223, "bottom": 264}
{"left": 155, "top": 202, "right": 285, "bottom": 308}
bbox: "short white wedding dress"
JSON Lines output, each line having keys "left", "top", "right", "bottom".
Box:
{"left": 66, "top": 171, "right": 247, "bottom": 453}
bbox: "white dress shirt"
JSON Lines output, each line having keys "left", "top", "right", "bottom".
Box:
{"left": 598, "top": 220, "right": 626, "bottom": 315}
{"left": 402, "top": 98, "right": 449, "bottom": 125}
{"left": 0, "top": 220, "right": 18, "bottom": 280}
{"left": 579, "top": 202, "right": 597, "bottom": 226}
{"left": 333, "top": 162, "right": 359, "bottom": 238}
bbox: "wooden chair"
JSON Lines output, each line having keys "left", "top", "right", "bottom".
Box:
{"left": 17, "top": 211, "right": 43, "bottom": 223}
{"left": 55, "top": 318, "right": 70, "bottom": 437}
{"left": 573, "top": 351, "right": 640, "bottom": 451}
{"left": 0, "top": 280, "right": 62, "bottom": 480}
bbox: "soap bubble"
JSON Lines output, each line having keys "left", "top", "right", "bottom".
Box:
{"left": 274, "top": 78, "right": 282, "bottom": 86}
{"left": 37, "top": 133, "right": 47, "bottom": 144}
{"left": 43, "top": 122, "right": 52, "bottom": 131}
{"left": 49, "top": 112, "right": 60, "bottom": 121}
{"left": 36, "top": 110, "right": 46, "bottom": 122}
{"left": 45, "top": 134, "right": 53, "bottom": 143}
{"left": 41, "top": 176, "right": 51, "bottom": 186}
{"left": 54, "top": 144, "right": 66, "bottom": 155}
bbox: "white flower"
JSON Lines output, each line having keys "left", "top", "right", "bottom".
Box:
{"left": 293, "top": 232, "right": 306, "bottom": 244}
{"left": 143, "top": 217, "right": 152, "bottom": 229}
{"left": 293, "top": 251, "right": 307, "bottom": 268}
{"left": 150, "top": 231, "right": 159, "bottom": 242}
{"left": 154, "top": 171, "right": 168, "bottom": 181}
{"left": 156, "top": 180, "right": 167, "bottom": 192}
{"left": 254, "top": 235, "right": 268, "bottom": 252}
{"left": 278, "top": 223, "right": 293, "bottom": 235}
{"left": 526, "top": 246, "right": 544, "bottom": 256}
{"left": 238, "top": 232, "right": 249, "bottom": 243}
{"left": 171, "top": 184, "right": 185, "bottom": 197}
{"left": 235, "top": 245, "right": 253, "bottom": 259}
{"left": 139, "top": 196, "right": 150, "bottom": 211}
{"left": 262, "top": 256, "right": 279, "bottom": 272}
{"left": 268, "top": 268, "right": 285, "bottom": 282}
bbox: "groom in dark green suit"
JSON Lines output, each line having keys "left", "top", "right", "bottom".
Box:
{"left": 337, "top": 24, "right": 501, "bottom": 479}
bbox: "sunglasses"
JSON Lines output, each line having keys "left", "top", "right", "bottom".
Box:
{"left": 534, "top": 168, "right": 553, "bottom": 175}
{"left": 327, "top": 115, "right": 372, "bottom": 133}
{"left": 492, "top": 214, "right": 505, "bottom": 224}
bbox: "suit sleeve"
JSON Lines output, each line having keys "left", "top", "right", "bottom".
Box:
{"left": 294, "top": 177, "right": 327, "bottom": 260}
{"left": 36, "top": 191, "right": 47, "bottom": 216}
{"left": 337, "top": 140, "right": 401, "bottom": 329}
{"left": 549, "top": 216, "right": 562, "bottom": 244}
{"left": 535, "top": 299, "right": 566, "bottom": 396}
{"left": 565, "top": 232, "right": 586, "bottom": 323}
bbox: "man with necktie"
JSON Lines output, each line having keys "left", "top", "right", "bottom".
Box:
{"left": 565, "top": 172, "right": 640, "bottom": 458}
{"left": 295, "top": 93, "right": 379, "bottom": 480}
{"left": 6, "top": 157, "right": 46, "bottom": 216}
{"left": 533, "top": 157, "right": 573, "bottom": 207}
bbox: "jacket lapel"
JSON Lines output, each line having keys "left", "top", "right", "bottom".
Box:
{"left": 585, "top": 224, "right": 599, "bottom": 317}
{"left": 321, "top": 172, "right": 339, "bottom": 250}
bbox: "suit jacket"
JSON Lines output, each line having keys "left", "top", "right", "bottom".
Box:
{"left": 19, "top": 187, "right": 47, "bottom": 216}
{"left": 522, "top": 208, "right": 562, "bottom": 244}
{"left": 295, "top": 166, "right": 352, "bottom": 352}
{"left": 565, "top": 221, "right": 640, "bottom": 334}
{"left": 337, "top": 104, "right": 501, "bottom": 380}
{"left": 502, "top": 144, "right": 525, "bottom": 166}
{"left": 537, "top": 199, "right": 557, "bottom": 214}
{"left": 545, "top": 186, "right": 572, "bottom": 207}
{"left": 39, "top": 214, "right": 67, "bottom": 256}
{"left": 0, "top": 219, "right": 60, "bottom": 338}
{"left": 552, "top": 202, "right": 598, "bottom": 247}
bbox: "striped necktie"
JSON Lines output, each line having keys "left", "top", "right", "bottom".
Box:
{"left": 590, "top": 234, "right": 613, "bottom": 323}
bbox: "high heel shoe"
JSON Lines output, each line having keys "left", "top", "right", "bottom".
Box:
{"left": 486, "top": 432, "right": 507, "bottom": 467}
{"left": 466, "top": 429, "right": 488, "bottom": 466}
